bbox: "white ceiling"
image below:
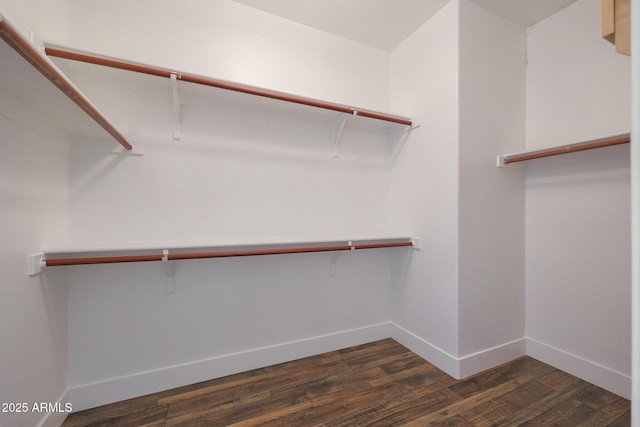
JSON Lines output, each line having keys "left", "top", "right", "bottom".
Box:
{"left": 470, "top": 0, "right": 579, "bottom": 27}
{"left": 231, "top": 0, "right": 579, "bottom": 51}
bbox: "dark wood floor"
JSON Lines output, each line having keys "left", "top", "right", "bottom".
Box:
{"left": 62, "top": 339, "right": 630, "bottom": 426}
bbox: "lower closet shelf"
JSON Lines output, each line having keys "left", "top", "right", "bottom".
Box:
{"left": 27, "top": 235, "right": 420, "bottom": 275}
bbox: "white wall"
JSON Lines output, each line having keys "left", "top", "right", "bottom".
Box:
{"left": 67, "top": 0, "right": 390, "bottom": 113}
{"left": 63, "top": 0, "right": 402, "bottom": 410}
{"left": 64, "top": 89, "right": 394, "bottom": 242}
{"left": 0, "top": 4, "right": 70, "bottom": 427}
{"left": 0, "top": 114, "right": 69, "bottom": 427}
{"left": 0, "top": 5, "right": 70, "bottom": 427}
{"left": 0, "top": 0, "right": 67, "bottom": 45}
{"left": 525, "top": 0, "right": 631, "bottom": 398}
{"left": 390, "top": 0, "right": 527, "bottom": 378}
{"left": 389, "top": 0, "right": 461, "bottom": 374}
{"left": 457, "top": 0, "right": 526, "bottom": 374}
{"left": 631, "top": 0, "right": 639, "bottom": 418}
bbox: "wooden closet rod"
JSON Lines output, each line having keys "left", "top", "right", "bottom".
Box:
{"left": 43, "top": 241, "right": 413, "bottom": 267}
{"left": 503, "top": 133, "right": 631, "bottom": 165}
{"left": 45, "top": 47, "right": 413, "bottom": 127}
{"left": 0, "top": 17, "right": 133, "bottom": 151}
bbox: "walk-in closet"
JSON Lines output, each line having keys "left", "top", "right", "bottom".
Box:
{"left": 1, "top": 0, "right": 637, "bottom": 425}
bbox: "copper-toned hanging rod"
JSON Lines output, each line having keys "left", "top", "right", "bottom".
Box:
{"left": 501, "top": 133, "right": 631, "bottom": 165}
{"left": 45, "top": 46, "right": 413, "bottom": 127}
{"left": 0, "top": 17, "right": 133, "bottom": 151}
{"left": 45, "top": 254, "right": 162, "bottom": 267}
{"left": 43, "top": 241, "right": 413, "bottom": 267}
{"left": 352, "top": 242, "right": 413, "bottom": 250}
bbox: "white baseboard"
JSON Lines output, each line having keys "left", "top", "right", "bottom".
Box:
{"left": 36, "top": 389, "right": 71, "bottom": 427}
{"left": 391, "top": 323, "right": 460, "bottom": 377}
{"left": 458, "top": 337, "right": 527, "bottom": 378}
{"left": 391, "top": 323, "right": 526, "bottom": 379}
{"left": 527, "top": 337, "right": 631, "bottom": 399}
{"left": 68, "top": 322, "right": 392, "bottom": 412}
{"left": 392, "top": 326, "right": 629, "bottom": 397}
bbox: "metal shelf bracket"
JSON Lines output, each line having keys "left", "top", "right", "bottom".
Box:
{"left": 162, "top": 249, "right": 176, "bottom": 293}
{"left": 332, "top": 111, "right": 356, "bottom": 158}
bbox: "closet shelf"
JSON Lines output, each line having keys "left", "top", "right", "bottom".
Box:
{"left": 497, "top": 133, "right": 631, "bottom": 167}
{"left": 0, "top": 14, "right": 132, "bottom": 150}
{"left": 28, "top": 235, "right": 419, "bottom": 275}
{"left": 44, "top": 45, "right": 413, "bottom": 129}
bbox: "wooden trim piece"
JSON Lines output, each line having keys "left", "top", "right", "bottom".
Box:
{"left": 601, "top": 0, "right": 631, "bottom": 56}
{"left": 502, "top": 134, "right": 631, "bottom": 165}
{"left": 602, "top": 0, "right": 616, "bottom": 43}
{"left": 614, "top": 0, "right": 631, "bottom": 56}
{"left": 43, "top": 240, "right": 413, "bottom": 267}
{"left": 0, "top": 17, "right": 133, "bottom": 150}
{"left": 45, "top": 46, "right": 413, "bottom": 127}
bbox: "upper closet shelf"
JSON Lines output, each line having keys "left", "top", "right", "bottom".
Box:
{"left": 44, "top": 45, "right": 414, "bottom": 136}
{"left": 497, "top": 133, "right": 631, "bottom": 167}
{"left": 0, "top": 13, "right": 132, "bottom": 150}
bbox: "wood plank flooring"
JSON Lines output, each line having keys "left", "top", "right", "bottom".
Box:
{"left": 62, "top": 339, "right": 630, "bottom": 426}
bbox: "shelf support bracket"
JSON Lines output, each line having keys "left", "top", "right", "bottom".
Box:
{"left": 162, "top": 249, "right": 176, "bottom": 293}
{"left": 330, "top": 252, "right": 339, "bottom": 276}
{"left": 333, "top": 114, "right": 348, "bottom": 158}
{"left": 402, "top": 124, "right": 421, "bottom": 134}
{"left": 333, "top": 111, "right": 357, "bottom": 158}
{"left": 171, "top": 73, "right": 182, "bottom": 141}
{"left": 330, "top": 241, "right": 355, "bottom": 276}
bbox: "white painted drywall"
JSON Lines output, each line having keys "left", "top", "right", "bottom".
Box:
{"left": 390, "top": 0, "right": 527, "bottom": 378}
{"left": 526, "top": 0, "right": 630, "bottom": 147}
{"left": 66, "top": 0, "right": 390, "bottom": 114}
{"left": 389, "top": 0, "right": 461, "bottom": 372}
{"left": 0, "top": 0, "right": 67, "bottom": 45}
{"left": 525, "top": 0, "right": 631, "bottom": 398}
{"left": 0, "top": 115, "right": 69, "bottom": 427}
{"left": 63, "top": 0, "right": 401, "bottom": 410}
{"left": 631, "top": 0, "right": 639, "bottom": 419}
{"left": 0, "top": 4, "right": 70, "bottom": 427}
{"left": 457, "top": 0, "right": 526, "bottom": 370}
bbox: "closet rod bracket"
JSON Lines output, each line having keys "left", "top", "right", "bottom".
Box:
{"left": 410, "top": 238, "right": 422, "bottom": 250}
{"left": 27, "top": 252, "right": 46, "bottom": 276}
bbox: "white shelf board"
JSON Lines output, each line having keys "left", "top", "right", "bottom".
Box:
{"left": 41, "top": 234, "right": 415, "bottom": 257}
{"left": 0, "top": 22, "right": 127, "bottom": 142}
{"left": 47, "top": 46, "right": 412, "bottom": 136}
{"left": 497, "top": 133, "right": 631, "bottom": 167}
